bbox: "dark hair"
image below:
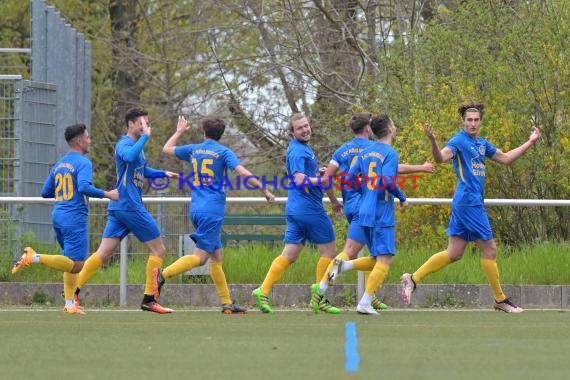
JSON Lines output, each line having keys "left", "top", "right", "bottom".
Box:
{"left": 349, "top": 112, "right": 372, "bottom": 134}
{"left": 64, "top": 124, "right": 87, "bottom": 143}
{"left": 370, "top": 114, "right": 392, "bottom": 138}
{"left": 125, "top": 108, "right": 148, "bottom": 127}
{"left": 202, "top": 117, "right": 226, "bottom": 141}
{"left": 289, "top": 113, "right": 307, "bottom": 132}
{"left": 458, "top": 103, "right": 484, "bottom": 119}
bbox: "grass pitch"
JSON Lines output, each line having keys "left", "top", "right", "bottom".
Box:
{"left": 0, "top": 308, "right": 568, "bottom": 380}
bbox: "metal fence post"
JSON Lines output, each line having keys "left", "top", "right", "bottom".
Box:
{"left": 357, "top": 248, "right": 364, "bottom": 302}
{"left": 120, "top": 236, "right": 128, "bottom": 307}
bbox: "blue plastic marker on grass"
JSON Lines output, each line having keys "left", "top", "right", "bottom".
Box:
{"left": 345, "top": 322, "right": 359, "bottom": 372}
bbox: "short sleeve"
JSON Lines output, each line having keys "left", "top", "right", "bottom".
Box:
{"left": 288, "top": 154, "right": 307, "bottom": 175}
{"left": 330, "top": 147, "right": 342, "bottom": 167}
{"left": 445, "top": 135, "right": 461, "bottom": 157}
{"left": 175, "top": 144, "right": 194, "bottom": 161}
{"left": 224, "top": 148, "right": 241, "bottom": 171}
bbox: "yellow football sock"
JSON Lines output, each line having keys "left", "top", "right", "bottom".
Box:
{"left": 63, "top": 272, "right": 78, "bottom": 300}
{"left": 337, "top": 251, "right": 350, "bottom": 262}
{"left": 210, "top": 261, "right": 231, "bottom": 305}
{"left": 77, "top": 254, "right": 103, "bottom": 289}
{"left": 260, "top": 256, "right": 291, "bottom": 295}
{"left": 39, "top": 255, "right": 74, "bottom": 272}
{"left": 412, "top": 250, "right": 451, "bottom": 284}
{"left": 351, "top": 256, "right": 376, "bottom": 271}
{"left": 145, "top": 256, "right": 164, "bottom": 296}
{"left": 481, "top": 258, "right": 506, "bottom": 302}
{"left": 364, "top": 270, "right": 371, "bottom": 288}
{"left": 365, "top": 261, "right": 389, "bottom": 295}
{"left": 321, "top": 252, "right": 350, "bottom": 283}
{"left": 316, "top": 257, "right": 333, "bottom": 283}
{"left": 162, "top": 255, "right": 201, "bottom": 279}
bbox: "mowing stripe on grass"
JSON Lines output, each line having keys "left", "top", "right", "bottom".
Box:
{"left": 345, "top": 321, "right": 359, "bottom": 372}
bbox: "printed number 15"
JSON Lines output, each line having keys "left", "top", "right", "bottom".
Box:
{"left": 191, "top": 158, "right": 214, "bottom": 186}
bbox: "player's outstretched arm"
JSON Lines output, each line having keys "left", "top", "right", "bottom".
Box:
{"left": 320, "top": 162, "right": 338, "bottom": 188}
{"left": 163, "top": 115, "right": 189, "bottom": 157}
{"left": 144, "top": 167, "right": 178, "bottom": 180}
{"left": 424, "top": 123, "right": 453, "bottom": 163}
{"left": 293, "top": 172, "right": 325, "bottom": 187}
{"left": 144, "top": 166, "right": 165, "bottom": 178}
{"left": 320, "top": 164, "right": 342, "bottom": 214}
{"left": 78, "top": 180, "right": 113, "bottom": 199}
{"left": 234, "top": 165, "right": 275, "bottom": 203}
{"left": 325, "top": 187, "right": 342, "bottom": 215}
{"left": 491, "top": 128, "right": 541, "bottom": 165}
{"left": 292, "top": 161, "right": 338, "bottom": 193}
{"left": 104, "top": 189, "right": 119, "bottom": 200}
{"left": 77, "top": 161, "right": 114, "bottom": 199}
{"left": 380, "top": 153, "right": 407, "bottom": 205}
{"left": 398, "top": 162, "right": 435, "bottom": 174}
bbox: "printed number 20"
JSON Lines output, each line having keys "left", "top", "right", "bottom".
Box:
{"left": 55, "top": 173, "right": 74, "bottom": 201}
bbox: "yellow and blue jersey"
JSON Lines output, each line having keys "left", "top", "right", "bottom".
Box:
{"left": 109, "top": 135, "right": 165, "bottom": 212}
{"left": 285, "top": 139, "right": 326, "bottom": 215}
{"left": 175, "top": 139, "right": 240, "bottom": 216}
{"left": 446, "top": 130, "right": 497, "bottom": 207}
{"left": 330, "top": 137, "right": 373, "bottom": 217}
{"left": 349, "top": 142, "right": 406, "bottom": 228}
{"left": 41, "top": 151, "right": 105, "bottom": 227}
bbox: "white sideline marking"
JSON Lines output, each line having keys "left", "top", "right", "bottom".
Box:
{"left": 345, "top": 322, "right": 359, "bottom": 372}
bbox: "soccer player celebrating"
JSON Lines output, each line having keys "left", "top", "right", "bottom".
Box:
{"left": 316, "top": 113, "right": 434, "bottom": 312}
{"left": 153, "top": 116, "right": 275, "bottom": 314}
{"left": 252, "top": 113, "right": 341, "bottom": 314}
{"left": 400, "top": 104, "right": 541, "bottom": 313}
{"left": 318, "top": 114, "right": 408, "bottom": 314}
{"left": 75, "top": 108, "right": 178, "bottom": 313}
{"left": 11, "top": 124, "right": 118, "bottom": 314}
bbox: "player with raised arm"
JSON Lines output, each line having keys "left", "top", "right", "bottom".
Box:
{"left": 400, "top": 104, "right": 540, "bottom": 313}
{"left": 74, "top": 108, "right": 178, "bottom": 313}
{"left": 153, "top": 116, "right": 275, "bottom": 313}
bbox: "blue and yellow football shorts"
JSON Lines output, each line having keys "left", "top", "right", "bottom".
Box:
{"left": 190, "top": 212, "right": 224, "bottom": 253}
{"left": 284, "top": 212, "right": 335, "bottom": 245}
{"left": 346, "top": 212, "right": 367, "bottom": 245}
{"left": 446, "top": 205, "right": 493, "bottom": 242}
{"left": 362, "top": 226, "right": 396, "bottom": 256}
{"left": 103, "top": 209, "right": 161, "bottom": 242}
{"left": 54, "top": 225, "right": 88, "bottom": 261}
